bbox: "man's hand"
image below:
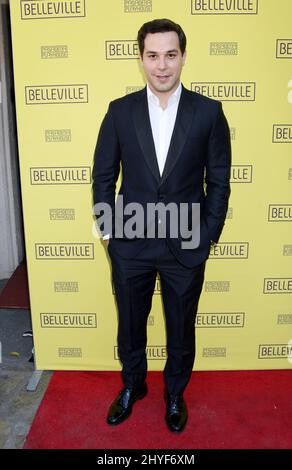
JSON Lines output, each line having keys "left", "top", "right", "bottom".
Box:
{"left": 102, "top": 234, "right": 110, "bottom": 248}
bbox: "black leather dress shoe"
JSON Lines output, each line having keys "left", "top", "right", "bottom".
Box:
{"left": 106, "top": 382, "right": 148, "bottom": 425}
{"left": 164, "top": 392, "right": 188, "bottom": 433}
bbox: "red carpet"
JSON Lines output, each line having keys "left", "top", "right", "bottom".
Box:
{"left": 24, "top": 370, "right": 292, "bottom": 449}
{"left": 0, "top": 261, "right": 30, "bottom": 309}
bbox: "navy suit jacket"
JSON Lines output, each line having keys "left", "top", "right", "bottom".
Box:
{"left": 92, "top": 83, "right": 231, "bottom": 268}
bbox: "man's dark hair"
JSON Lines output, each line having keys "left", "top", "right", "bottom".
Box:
{"left": 137, "top": 18, "right": 187, "bottom": 57}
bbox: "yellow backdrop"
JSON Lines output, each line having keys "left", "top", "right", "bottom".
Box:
{"left": 10, "top": 0, "right": 292, "bottom": 371}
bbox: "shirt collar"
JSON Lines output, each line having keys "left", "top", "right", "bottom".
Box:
{"left": 146, "top": 82, "right": 182, "bottom": 108}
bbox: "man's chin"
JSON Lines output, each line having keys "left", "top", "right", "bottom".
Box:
{"left": 152, "top": 82, "right": 175, "bottom": 93}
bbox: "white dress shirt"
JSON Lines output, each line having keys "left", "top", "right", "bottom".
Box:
{"left": 147, "top": 82, "right": 182, "bottom": 176}
{"left": 102, "top": 82, "right": 182, "bottom": 240}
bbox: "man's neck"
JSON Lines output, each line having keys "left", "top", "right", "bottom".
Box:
{"left": 147, "top": 81, "right": 181, "bottom": 110}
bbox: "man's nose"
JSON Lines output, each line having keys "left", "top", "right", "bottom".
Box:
{"left": 157, "top": 57, "right": 167, "bottom": 70}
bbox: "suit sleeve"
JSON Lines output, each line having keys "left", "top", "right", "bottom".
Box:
{"left": 204, "top": 101, "right": 232, "bottom": 243}
{"left": 92, "top": 102, "right": 121, "bottom": 237}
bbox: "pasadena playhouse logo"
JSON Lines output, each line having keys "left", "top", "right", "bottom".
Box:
{"left": 191, "top": 0, "right": 258, "bottom": 14}
{"left": 58, "top": 347, "right": 82, "bottom": 358}
{"left": 205, "top": 281, "right": 230, "bottom": 292}
{"left": 124, "top": 0, "right": 152, "bottom": 13}
{"left": 45, "top": 129, "right": 71, "bottom": 142}
{"left": 40, "top": 313, "right": 97, "bottom": 328}
{"left": 277, "top": 314, "right": 292, "bottom": 325}
{"left": 20, "top": 0, "right": 86, "bottom": 19}
{"left": 210, "top": 42, "right": 238, "bottom": 55}
{"left": 229, "top": 128, "right": 236, "bottom": 140}
{"left": 54, "top": 281, "right": 79, "bottom": 292}
{"left": 25, "top": 84, "right": 88, "bottom": 104}
{"left": 283, "top": 245, "right": 292, "bottom": 257}
{"left": 41, "top": 45, "right": 68, "bottom": 59}
{"left": 126, "top": 86, "right": 144, "bottom": 94}
{"left": 202, "top": 347, "right": 226, "bottom": 358}
{"left": 191, "top": 82, "right": 256, "bottom": 101}
{"left": 49, "top": 208, "right": 75, "bottom": 221}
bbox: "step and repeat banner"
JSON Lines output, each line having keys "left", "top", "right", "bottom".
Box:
{"left": 10, "top": 0, "right": 292, "bottom": 371}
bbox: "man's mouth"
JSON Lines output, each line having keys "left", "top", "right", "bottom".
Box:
{"left": 156, "top": 75, "right": 170, "bottom": 81}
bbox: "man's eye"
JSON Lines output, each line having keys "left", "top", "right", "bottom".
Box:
{"left": 168, "top": 54, "right": 176, "bottom": 58}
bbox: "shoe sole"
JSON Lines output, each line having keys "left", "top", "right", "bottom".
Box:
{"left": 165, "top": 416, "right": 187, "bottom": 433}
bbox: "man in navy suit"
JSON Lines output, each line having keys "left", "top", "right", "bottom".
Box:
{"left": 92, "top": 18, "right": 231, "bottom": 433}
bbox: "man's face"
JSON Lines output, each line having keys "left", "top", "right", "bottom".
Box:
{"left": 140, "top": 31, "right": 186, "bottom": 96}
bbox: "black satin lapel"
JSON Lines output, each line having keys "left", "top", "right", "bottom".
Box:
{"left": 132, "top": 90, "right": 161, "bottom": 184}
{"left": 159, "top": 89, "right": 195, "bottom": 186}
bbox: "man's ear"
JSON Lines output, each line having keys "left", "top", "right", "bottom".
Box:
{"left": 182, "top": 50, "right": 187, "bottom": 66}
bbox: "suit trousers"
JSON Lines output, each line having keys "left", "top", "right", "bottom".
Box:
{"left": 107, "top": 237, "right": 206, "bottom": 396}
